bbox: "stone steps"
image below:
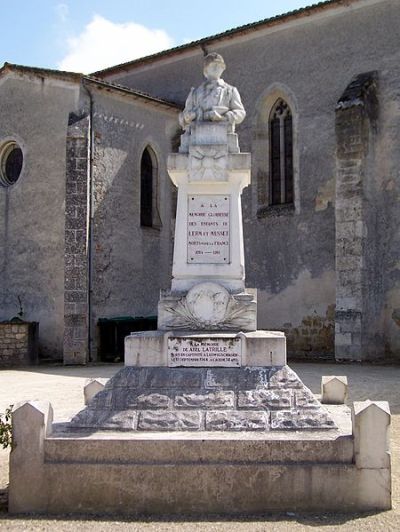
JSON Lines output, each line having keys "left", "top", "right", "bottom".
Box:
{"left": 70, "top": 365, "right": 337, "bottom": 432}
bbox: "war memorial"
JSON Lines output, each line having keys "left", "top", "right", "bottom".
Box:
{"left": 9, "top": 54, "right": 391, "bottom": 515}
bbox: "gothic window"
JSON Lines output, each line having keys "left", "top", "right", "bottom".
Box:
{"left": 140, "top": 146, "right": 161, "bottom": 228}
{"left": 140, "top": 147, "right": 154, "bottom": 227}
{"left": 269, "top": 99, "right": 294, "bottom": 205}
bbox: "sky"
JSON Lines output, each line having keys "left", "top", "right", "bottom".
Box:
{"left": 1, "top": 1, "right": 314, "bottom": 74}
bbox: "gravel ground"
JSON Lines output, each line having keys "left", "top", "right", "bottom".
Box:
{"left": 0, "top": 362, "right": 399, "bottom": 531}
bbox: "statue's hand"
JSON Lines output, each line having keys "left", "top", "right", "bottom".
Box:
{"left": 183, "top": 110, "right": 196, "bottom": 123}
{"left": 207, "top": 110, "right": 224, "bottom": 121}
{"left": 226, "top": 111, "right": 236, "bottom": 125}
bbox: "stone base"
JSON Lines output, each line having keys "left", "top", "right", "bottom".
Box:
{"left": 125, "top": 330, "right": 286, "bottom": 367}
{"left": 70, "top": 365, "right": 336, "bottom": 431}
{"left": 9, "top": 400, "right": 392, "bottom": 515}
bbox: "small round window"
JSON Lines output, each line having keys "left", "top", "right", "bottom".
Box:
{"left": 0, "top": 141, "right": 23, "bottom": 187}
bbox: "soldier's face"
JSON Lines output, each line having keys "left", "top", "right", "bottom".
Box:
{"left": 204, "top": 62, "right": 225, "bottom": 81}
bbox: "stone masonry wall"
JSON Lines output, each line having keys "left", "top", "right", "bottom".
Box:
{"left": 0, "top": 322, "right": 38, "bottom": 367}
{"left": 63, "top": 112, "right": 89, "bottom": 364}
{"left": 283, "top": 304, "right": 335, "bottom": 359}
{"left": 0, "top": 75, "right": 78, "bottom": 359}
{"left": 335, "top": 73, "right": 380, "bottom": 361}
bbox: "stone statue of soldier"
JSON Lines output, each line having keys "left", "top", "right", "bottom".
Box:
{"left": 179, "top": 53, "right": 246, "bottom": 135}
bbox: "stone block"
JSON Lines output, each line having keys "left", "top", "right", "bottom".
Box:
{"left": 125, "top": 330, "right": 168, "bottom": 366}
{"left": 111, "top": 367, "right": 141, "bottom": 388}
{"left": 270, "top": 410, "right": 336, "bottom": 430}
{"left": 138, "top": 411, "right": 201, "bottom": 431}
{"left": 101, "top": 410, "right": 137, "bottom": 430}
{"left": 206, "top": 410, "right": 268, "bottom": 431}
{"left": 293, "top": 389, "right": 320, "bottom": 408}
{"left": 137, "top": 393, "right": 170, "bottom": 408}
{"left": 321, "top": 376, "right": 348, "bottom": 404}
{"left": 84, "top": 378, "right": 108, "bottom": 405}
{"left": 238, "top": 389, "right": 291, "bottom": 409}
{"left": 125, "top": 330, "right": 286, "bottom": 368}
{"left": 143, "top": 367, "right": 202, "bottom": 389}
{"left": 9, "top": 401, "right": 53, "bottom": 513}
{"left": 238, "top": 367, "right": 270, "bottom": 389}
{"left": 352, "top": 401, "right": 391, "bottom": 469}
{"left": 240, "top": 330, "right": 286, "bottom": 366}
{"left": 175, "top": 391, "right": 234, "bottom": 408}
{"left": 204, "top": 368, "right": 239, "bottom": 388}
{"left": 269, "top": 366, "right": 303, "bottom": 389}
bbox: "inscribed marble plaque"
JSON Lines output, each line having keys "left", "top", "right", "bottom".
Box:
{"left": 187, "top": 195, "right": 230, "bottom": 264}
{"left": 168, "top": 337, "right": 241, "bottom": 367}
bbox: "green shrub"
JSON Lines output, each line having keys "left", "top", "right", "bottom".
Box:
{"left": 0, "top": 406, "right": 13, "bottom": 449}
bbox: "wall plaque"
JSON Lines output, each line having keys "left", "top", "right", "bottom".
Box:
{"left": 187, "top": 195, "right": 230, "bottom": 264}
{"left": 168, "top": 336, "right": 241, "bottom": 367}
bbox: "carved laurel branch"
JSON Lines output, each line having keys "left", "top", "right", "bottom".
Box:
{"left": 164, "top": 296, "right": 255, "bottom": 330}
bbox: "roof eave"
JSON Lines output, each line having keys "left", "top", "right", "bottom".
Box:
{"left": 91, "top": 0, "right": 359, "bottom": 78}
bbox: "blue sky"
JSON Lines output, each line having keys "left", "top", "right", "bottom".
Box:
{"left": 1, "top": 1, "right": 313, "bottom": 73}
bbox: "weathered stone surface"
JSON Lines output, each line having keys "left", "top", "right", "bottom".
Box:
{"left": 238, "top": 367, "right": 270, "bottom": 389}
{"left": 204, "top": 368, "right": 239, "bottom": 388}
{"left": 321, "top": 376, "right": 348, "bottom": 404}
{"left": 10, "top": 400, "right": 392, "bottom": 515}
{"left": 101, "top": 411, "right": 137, "bottom": 430}
{"left": 138, "top": 411, "right": 201, "bottom": 431}
{"left": 353, "top": 401, "right": 391, "bottom": 469}
{"left": 71, "top": 365, "right": 337, "bottom": 432}
{"left": 89, "top": 390, "right": 113, "bottom": 409}
{"left": 174, "top": 391, "right": 234, "bottom": 409}
{"left": 0, "top": 322, "right": 38, "bottom": 367}
{"left": 137, "top": 393, "right": 170, "bottom": 409}
{"left": 126, "top": 329, "right": 285, "bottom": 367}
{"left": 72, "top": 408, "right": 137, "bottom": 430}
{"left": 238, "top": 389, "right": 291, "bottom": 409}
{"left": 294, "top": 389, "right": 320, "bottom": 408}
{"left": 143, "top": 367, "right": 202, "bottom": 389}
{"left": 84, "top": 378, "right": 107, "bottom": 405}
{"left": 269, "top": 366, "right": 303, "bottom": 389}
{"left": 159, "top": 283, "right": 257, "bottom": 332}
{"left": 271, "top": 410, "right": 336, "bottom": 430}
{"left": 112, "top": 367, "right": 141, "bottom": 388}
{"left": 206, "top": 411, "right": 268, "bottom": 431}
{"left": 70, "top": 408, "right": 105, "bottom": 428}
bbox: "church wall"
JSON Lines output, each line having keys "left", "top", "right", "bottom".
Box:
{"left": 104, "top": 0, "right": 400, "bottom": 359}
{"left": 0, "top": 75, "right": 79, "bottom": 359}
{"left": 87, "top": 88, "right": 178, "bottom": 360}
{"left": 374, "top": 67, "right": 400, "bottom": 359}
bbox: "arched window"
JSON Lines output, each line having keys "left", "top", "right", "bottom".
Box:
{"left": 140, "top": 147, "right": 157, "bottom": 227}
{"left": 269, "top": 99, "right": 294, "bottom": 205}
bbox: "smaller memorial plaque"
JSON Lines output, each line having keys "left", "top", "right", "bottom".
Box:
{"left": 187, "top": 194, "right": 230, "bottom": 264}
{"left": 168, "top": 337, "right": 241, "bottom": 367}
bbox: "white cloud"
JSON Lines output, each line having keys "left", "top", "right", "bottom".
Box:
{"left": 58, "top": 15, "right": 175, "bottom": 74}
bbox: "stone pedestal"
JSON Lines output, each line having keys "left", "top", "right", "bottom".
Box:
{"left": 125, "top": 330, "right": 286, "bottom": 367}
{"left": 165, "top": 122, "right": 251, "bottom": 305}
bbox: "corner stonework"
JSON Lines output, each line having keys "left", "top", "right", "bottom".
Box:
{"left": 63, "top": 112, "right": 89, "bottom": 364}
{"left": 335, "top": 72, "right": 379, "bottom": 362}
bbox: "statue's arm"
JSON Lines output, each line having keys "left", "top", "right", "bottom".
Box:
{"left": 179, "top": 87, "right": 197, "bottom": 128}
{"left": 226, "top": 87, "right": 246, "bottom": 125}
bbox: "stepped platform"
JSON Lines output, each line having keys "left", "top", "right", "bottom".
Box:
{"left": 70, "top": 365, "right": 336, "bottom": 431}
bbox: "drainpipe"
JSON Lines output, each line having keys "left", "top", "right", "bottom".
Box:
{"left": 82, "top": 80, "right": 94, "bottom": 362}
